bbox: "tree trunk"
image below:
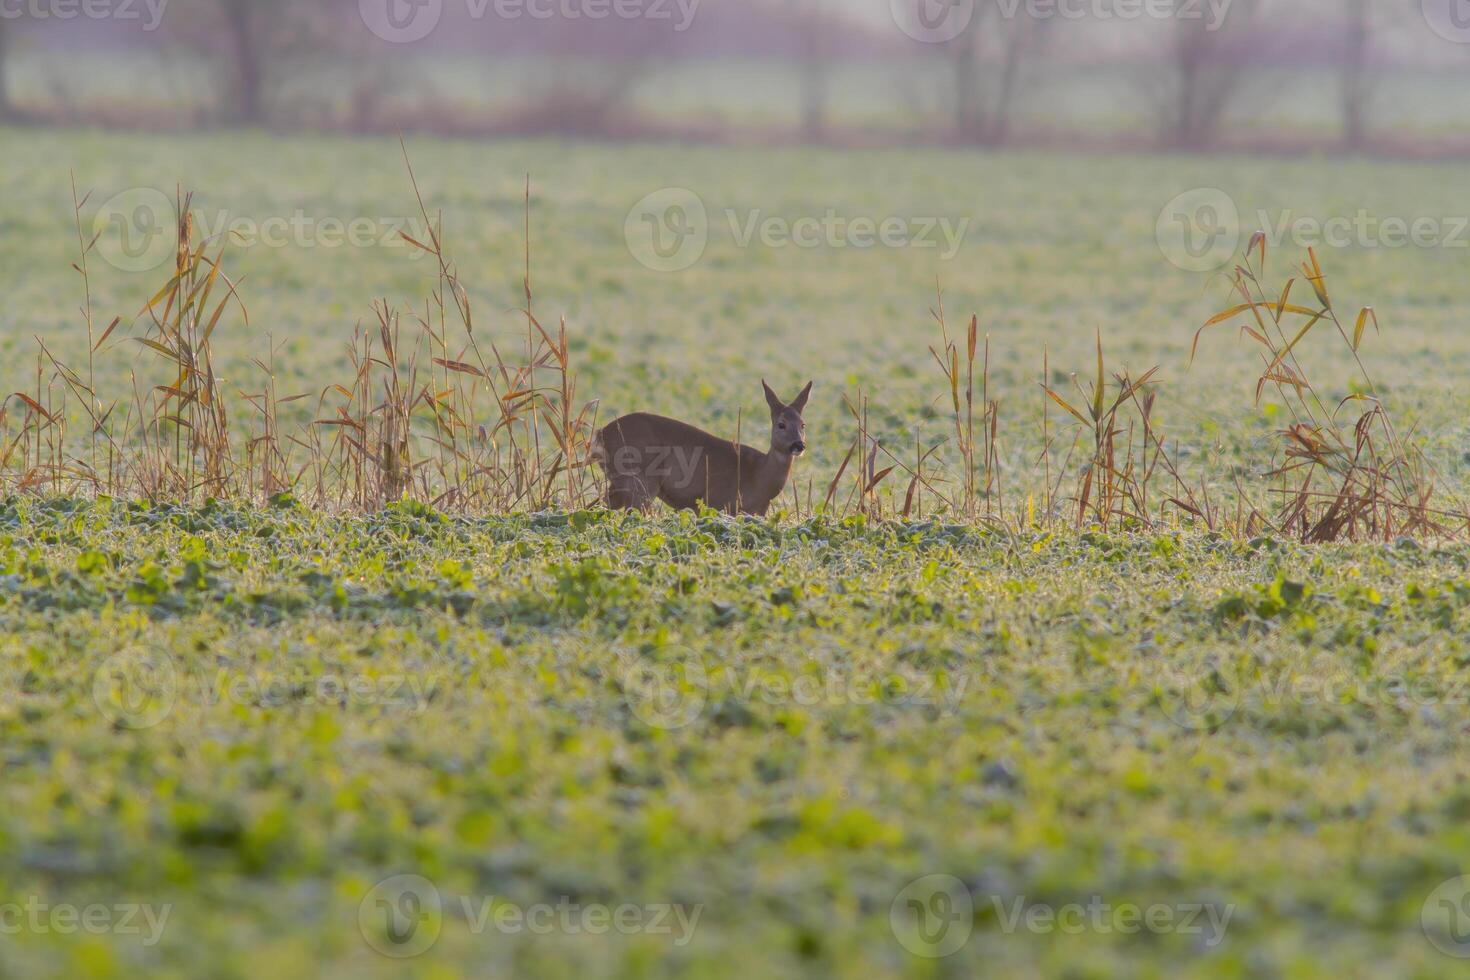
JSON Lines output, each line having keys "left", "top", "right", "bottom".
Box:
{"left": 989, "top": 21, "right": 1038, "bottom": 146}
{"left": 800, "top": 3, "right": 825, "bottom": 141}
{"left": 1170, "top": 29, "right": 1204, "bottom": 148}
{"left": 0, "top": 20, "right": 12, "bottom": 122}
{"left": 1341, "top": 0, "right": 1369, "bottom": 151}
{"left": 224, "top": 0, "right": 264, "bottom": 124}
{"left": 953, "top": 38, "right": 979, "bottom": 143}
{"left": 1166, "top": 0, "right": 1251, "bottom": 149}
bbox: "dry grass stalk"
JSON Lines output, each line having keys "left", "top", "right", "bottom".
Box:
{"left": 1196, "top": 237, "right": 1465, "bottom": 542}
{"left": 4, "top": 173, "right": 1462, "bottom": 545}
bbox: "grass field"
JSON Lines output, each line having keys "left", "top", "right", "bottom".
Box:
{"left": 4, "top": 129, "right": 1470, "bottom": 976}
{"left": 6, "top": 501, "right": 1470, "bottom": 977}
{"left": 7, "top": 127, "right": 1470, "bottom": 495}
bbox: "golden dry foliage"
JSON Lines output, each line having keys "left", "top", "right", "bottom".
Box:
{"left": 1194, "top": 236, "right": 1465, "bottom": 543}
{"left": 5, "top": 150, "right": 602, "bottom": 514}
{"left": 4, "top": 166, "right": 1461, "bottom": 544}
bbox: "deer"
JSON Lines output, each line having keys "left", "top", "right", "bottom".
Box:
{"left": 592, "top": 381, "right": 812, "bottom": 516}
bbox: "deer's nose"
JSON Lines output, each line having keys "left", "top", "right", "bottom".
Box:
{"left": 791, "top": 441, "right": 807, "bottom": 455}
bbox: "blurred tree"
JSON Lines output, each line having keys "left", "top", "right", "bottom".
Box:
{"left": 165, "top": 0, "right": 323, "bottom": 125}
{"left": 988, "top": 14, "right": 1052, "bottom": 145}
{"left": 512, "top": 14, "right": 678, "bottom": 137}
{"left": 0, "top": 19, "right": 12, "bottom": 122}
{"left": 216, "top": 0, "right": 285, "bottom": 124}
{"left": 790, "top": 0, "right": 827, "bottom": 141}
{"left": 1341, "top": 0, "right": 1370, "bottom": 150}
{"left": 1160, "top": 0, "right": 1262, "bottom": 148}
{"left": 941, "top": 8, "right": 1050, "bottom": 146}
{"left": 950, "top": 11, "right": 980, "bottom": 141}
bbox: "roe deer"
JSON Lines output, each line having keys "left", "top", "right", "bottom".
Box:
{"left": 593, "top": 380, "right": 812, "bottom": 516}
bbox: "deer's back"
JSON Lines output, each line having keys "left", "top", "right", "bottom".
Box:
{"left": 598, "top": 413, "right": 760, "bottom": 510}
{"left": 598, "top": 413, "right": 741, "bottom": 458}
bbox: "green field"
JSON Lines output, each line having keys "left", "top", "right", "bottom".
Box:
{"left": 4, "top": 129, "right": 1470, "bottom": 976}
{"left": 8, "top": 127, "right": 1470, "bottom": 494}
{"left": 6, "top": 502, "right": 1470, "bottom": 977}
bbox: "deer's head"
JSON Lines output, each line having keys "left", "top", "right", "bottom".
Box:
{"left": 762, "top": 380, "right": 812, "bottom": 458}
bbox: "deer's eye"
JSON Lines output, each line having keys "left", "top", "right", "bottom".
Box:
{"left": 778, "top": 422, "right": 787, "bottom": 429}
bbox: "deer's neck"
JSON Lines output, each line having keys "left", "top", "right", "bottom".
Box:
{"left": 744, "top": 448, "right": 793, "bottom": 509}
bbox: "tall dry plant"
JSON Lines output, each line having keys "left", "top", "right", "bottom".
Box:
{"left": 1040, "top": 332, "right": 1168, "bottom": 531}
{"left": 4, "top": 169, "right": 1461, "bottom": 545}
{"left": 1195, "top": 238, "right": 1464, "bottom": 542}
{"left": 2, "top": 152, "right": 601, "bottom": 514}
{"left": 928, "top": 289, "right": 1000, "bottom": 521}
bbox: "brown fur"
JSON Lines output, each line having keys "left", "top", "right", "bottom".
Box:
{"left": 593, "top": 381, "right": 812, "bottom": 516}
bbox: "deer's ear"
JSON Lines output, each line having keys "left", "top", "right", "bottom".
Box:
{"left": 791, "top": 381, "right": 813, "bottom": 413}
{"left": 762, "top": 380, "right": 783, "bottom": 413}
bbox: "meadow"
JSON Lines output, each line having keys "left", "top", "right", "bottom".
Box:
{"left": 3, "top": 128, "right": 1470, "bottom": 976}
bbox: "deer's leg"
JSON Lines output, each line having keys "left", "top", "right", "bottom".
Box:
{"left": 606, "top": 476, "right": 657, "bottom": 512}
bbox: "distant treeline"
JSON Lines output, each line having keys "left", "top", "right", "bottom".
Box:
{"left": 1, "top": 0, "right": 1467, "bottom": 155}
